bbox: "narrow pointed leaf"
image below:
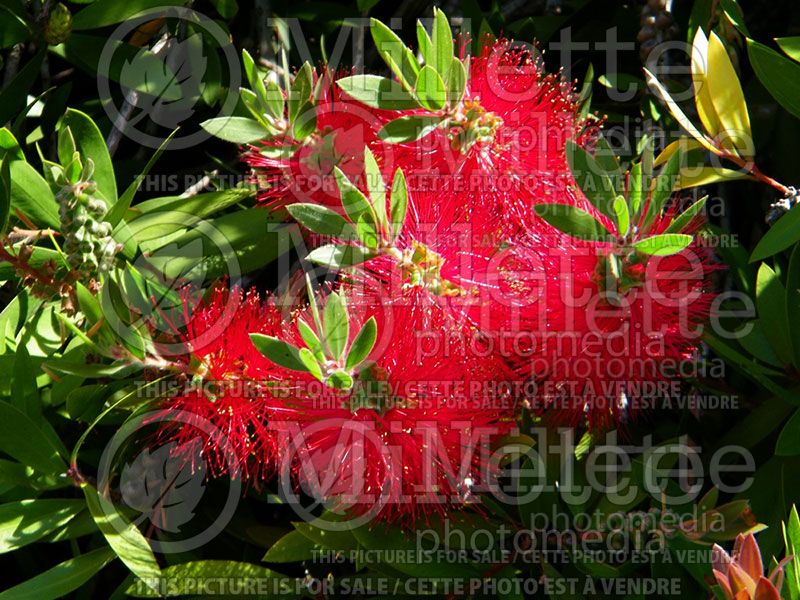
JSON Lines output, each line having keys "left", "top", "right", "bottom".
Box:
{"left": 370, "top": 19, "right": 419, "bottom": 89}
{"left": 346, "top": 316, "right": 377, "bottom": 370}
{"left": 323, "top": 293, "right": 349, "bottom": 360}
{"left": 250, "top": 334, "right": 307, "bottom": 371}
{"left": 533, "top": 204, "right": 612, "bottom": 242}
{"left": 632, "top": 233, "right": 693, "bottom": 256}
{"left": 415, "top": 65, "right": 446, "bottom": 111}
{"left": 378, "top": 115, "right": 442, "bottom": 143}
{"left": 286, "top": 203, "right": 356, "bottom": 238}
{"left": 613, "top": 196, "right": 630, "bottom": 237}
{"left": 664, "top": 196, "right": 708, "bottom": 233}
{"left": 336, "top": 75, "right": 419, "bottom": 110}
{"left": 363, "top": 148, "right": 387, "bottom": 230}
{"left": 431, "top": 7, "right": 454, "bottom": 79}
{"left": 389, "top": 167, "right": 408, "bottom": 239}
{"left": 334, "top": 167, "right": 376, "bottom": 228}
{"left": 305, "top": 244, "right": 376, "bottom": 269}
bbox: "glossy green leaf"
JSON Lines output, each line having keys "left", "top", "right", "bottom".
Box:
{"left": 9, "top": 160, "right": 60, "bottom": 228}
{"left": 0, "top": 402, "right": 65, "bottom": 475}
{"left": 756, "top": 263, "right": 792, "bottom": 365}
{"left": 748, "top": 39, "right": 800, "bottom": 120}
{"left": 200, "top": 117, "right": 269, "bottom": 144}
{"left": 363, "top": 148, "right": 387, "bottom": 230}
{"left": 566, "top": 139, "right": 616, "bottom": 221}
{"left": 786, "top": 244, "right": 800, "bottom": 368}
{"left": 415, "top": 65, "right": 446, "bottom": 111}
{"left": 0, "top": 500, "right": 84, "bottom": 554}
{"left": 250, "top": 334, "right": 307, "bottom": 372}
{"left": 776, "top": 37, "right": 800, "bottom": 63}
{"left": 378, "top": 115, "right": 442, "bottom": 143}
{"left": 305, "top": 244, "right": 376, "bottom": 269}
{"left": 83, "top": 485, "right": 161, "bottom": 582}
{"left": 345, "top": 316, "right": 377, "bottom": 370}
{"left": 533, "top": 204, "right": 611, "bottom": 242}
{"left": 323, "top": 292, "right": 349, "bottom": 360}
{"left": 664, "top": 196, "right": 708, "bottom": 234}
{"left": 613, "top": 195, "right": 630, "bottom": 237}
{"left": 389, "top": 167, "right": 408, "bottom": 240}
{"left": 61, "top": 109, "right": 116, "bottom": 204}
{"left": 430, "top": 7, "right": 454, "bottom": 80}
{"left": 286, "top": 203, "right": 355, "bottom": 238}
{"left": 0, "top": 546, "right": 115, "bottom": 600}
{"left": 751, "top": 204, "right": 800, "bottom": 261}
{"left": 370, "top": 19, "right": 419, "bottom": 89}
{"left": 631, "top": 233, "right": 693, "bottom": 256}
{"left": 336, "top": 75, "right": 419, "bottom": 110}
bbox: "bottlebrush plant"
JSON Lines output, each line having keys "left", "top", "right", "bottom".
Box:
{"left": 3, "top": 1, "right": 800, "bottom": 599}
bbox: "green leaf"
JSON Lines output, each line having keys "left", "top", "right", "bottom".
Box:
{"left": 677, "top": 167, "right": 751, "bottom": 189}
{"left": 334, "top": 167, "right": 376, "bottom": 229}
{"left": 751, "top": 204, "right": 800, "bottom": 261}
{"left": 566, "top": 140, "right": 616, "bottom": 221}
{"left": 262, "top": 529, "right": 315, "bottom": 562}
{"left": 370, "top": 19, "right": 419, "bottom": 89}
{"left": 389, "top": 168, "right": 408, "bottom": 239}
{"left": 336, "top": 75, "right": 419, "bottom": 110}
{"left": 289, "top": 62, "right": 314, "bottom": 124}
{"left": 378, "top": 115, "right": 442, "bottom": 143}
{"left": 0, "top": 500, "right": 84, "bottom": 554}
{"left": 323, "top": 292, "right": 349, "bottom": 360}
{"left": 664, "top": 196, "right": 708, "bottom": 234}
{"left": 326, "top": 370, "right": 354, "bottom": 390}
{"left": 291, "top": 100, "right": 317, "bottom": 139}
{"left": 9, "top": 160, "right": 60, "bottom": 228}
{"left": 631, "top": 233, "right": 693, "bottom": 256}
{"left": 0, "top": 546, "right": 115, "bottom": 600}
{"left": 109, "top": 129, "right": 178, "bottom": 226}
{"left": 533, "top": 204, "right": 612, "bottom": 242}
{"left": 345, "top": 316, "right": 377, "bottom": 370}
{"left": 786, "top": 244, "right": 800, "bottom": 368}
{"left": 298, "top": 347, "right": 323, "bottom": 381}
{"left": 0, "top": 401, "right": 65, "bottom": 475}
{"left": 756, "top": 263, "right": 793, "bottom": 365}
{"left": 242, "top": 49, "right": 269, "bottom": 114}
{"left": 747, "top": 39, "right": 800, "bottom": 120}
{"left": 61, "top": 109, "right": 117, "bottom": 205}
{"left": 305, "top": 244, "right": 376, "bottom": 269}
{"left": 71, "top": 0, "right": 184, "bottom": 29}
{"left": 613, "top": 195, "right": 630, "bottom": 237}
{"left": 200, "top": 117, "right": 269, "bottom": 144}
{"left": 644, "top": 149, "right": 682, "bottom": 228}
{"left": 250, "top": 334, "right": 307, "bottom": 372}
{"left": 0, "top": 52, "right": 43, "bottom": 127}
{"left": 126, "top": 560, "right": 284, "bottom": 598}
{"left": 416, "top": 20, "right": 433, "bottom": 67}
{"left": 297, "top": 319, "right": 324, "bottom": 359}
{"left": 355, "top": 213, "right": 379, "bottom": 248}
{"left": 415, "top": 65, "right": 446, "bottom": 111}
{"left": 264, "top": 80, "right": 285, "bottom": 120}
{"left": 446, "top": 57, "right": 467, "bottom": 105}
{"left": 286, "top": 203, "right": 355, "bottom": 238}
{"left": 627, "top": 161, "right": 644, "bottom": 219}
{"left": 777, "top": 37, "right": 800, "bottom": 62}
{"left": 0, "top": 154, "right": 10, "bottom": 236}
{"left": 430, "top": 7, "right": 454, "bottom": 80}
{"left": 364, "top": 148, "right": 387, "bottom": 231}
{"left": 83, "top": 485, "right": 161, "bottom": 582}
{"left": 776, "top": 410, "right": 800, "bottom": 456}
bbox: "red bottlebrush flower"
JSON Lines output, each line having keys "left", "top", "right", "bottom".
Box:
{"left": 502, "top": 211, "right": 717, "bottom": 429}
{"left": 269, "top": 281, "right": 516, "bottom": 523}
{"left": 242, "top": 71, "right": 385, "bottom": 211}
{"left": 154, "top": 287, "right": 294, "bottom": 480}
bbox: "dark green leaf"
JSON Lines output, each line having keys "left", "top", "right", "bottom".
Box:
{"left": 0, "top": 52, "right": 43, "bottom": 127}
{"left": 0, "top": 499, "right": 84, "bottom": 554}
{"left": 613, "top": 196, "right": 630, "bottom": 237}
{"left": 200, "top": 117, "right": 269, "bottom": 144}
{"left": 566, "top": 140, "right": 617, "bottom": 221}
{"left": 262, "top": 529, "right": 315, "bottom": 562}
{"left": 364, "top": 148, "right": 387, "bottom": 230}
{"left": 747, "top": 39, "right": 800, "bottom": 120}
{"left": 645, "top": 148, "right": 683, "bottom": 228}
{"left": 336, "top": 75, "right": 419, "bottom": 110}
{"left": 786, "top": 244, "right": 800, "bottom": 368}
{"left": 250, "top": 334, "right": 307, "bottom": 371}
{"left": 83, "top": 485, "right": 161, "bottom": 582}
{"left": 0, "top": 401, "right": 65, "bottom": 475}
{"left": 756, "top": 263, "right": 793, "bottom": 365}
{"left": 345, "top": 316, "right": 377, "bottom": 370}
{"left": 71, "top": 0, "right": 183, "bottom": 29}
{"left": 0, "top": 546, "right": 115, "bottom": 600}
{"left": 9, "top": 160, "right": 60, "bottom": 228}
{"left": 264, "top": 80, "right": 285, "bottom": 119}
{"left": 288, "top": 62, "right": 313, "bottom": 124}
{"left": 378, "top": 115, "right": 442, "bottom": 143}
{"left": 776, "top": 409, "right": 800, "bottom": 456}
{"left": 751, "top": 203, "right": 800, "bottom": 261}
{"left": 61, "top": 108, "right": 117, "bottom": 205}
{"left": 286, "top": 203, "right": 355, "bottom": 238}
{"left": 533, "top": 204, "right": 612, "bottom": 241}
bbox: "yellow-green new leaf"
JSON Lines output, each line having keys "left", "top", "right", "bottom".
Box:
{"left": 691, "top": 28, "right": 723, "bottom": 145}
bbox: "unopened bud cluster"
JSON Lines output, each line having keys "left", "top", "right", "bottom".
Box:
{"left": 58, "top": 180, "right": 119, "bottom": 277}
